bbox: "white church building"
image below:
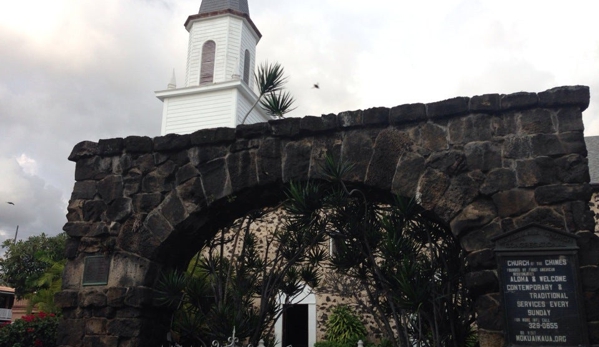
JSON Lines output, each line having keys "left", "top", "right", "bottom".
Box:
{"left": 155, "top": 0, "right": 270, "bottom": 135}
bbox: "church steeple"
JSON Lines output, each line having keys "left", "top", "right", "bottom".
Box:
{"left": 155, "top": 0, "right": 269, "bottom": 135}
{"left": 198, "top": 0, "right": 250, "bottom": 15}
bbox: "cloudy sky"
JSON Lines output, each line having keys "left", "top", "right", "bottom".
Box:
{"left": 0, "top": 0, "right": 598, "bottom": 245}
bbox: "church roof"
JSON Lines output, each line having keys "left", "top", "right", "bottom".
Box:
{"left": 185, "top": 0, "right": 260, "bottom": 38}
{"left": 199, "top": 0, "right": 250, "bottom": 16}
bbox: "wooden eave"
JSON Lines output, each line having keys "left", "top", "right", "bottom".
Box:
{"left": 184, "top": 9, "right": 262, "bottom": 38}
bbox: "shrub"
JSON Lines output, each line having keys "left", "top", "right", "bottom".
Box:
{"left": 324, "top": 305, "right": 367, "bottom": 344}
{"left": 0, "top": 312, "right": 59, "bottom": 347}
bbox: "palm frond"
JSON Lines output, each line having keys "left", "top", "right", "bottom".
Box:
{"left": 259, "top": 90, "right": 296, "bottom": 118}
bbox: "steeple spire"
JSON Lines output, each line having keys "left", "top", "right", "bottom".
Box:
{"left": 199, "top": 0, "right": 249, "bottom": 16}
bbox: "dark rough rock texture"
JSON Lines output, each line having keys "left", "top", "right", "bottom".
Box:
{"left": 60, "top": 86, "right": 594, "bottom": 347}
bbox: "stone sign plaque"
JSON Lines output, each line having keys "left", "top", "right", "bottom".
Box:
{"left": 493, "top": 224, "right": 588, "bottom": 347}
{"left": 82, "top": 255, "right": 110, "bottom": 286}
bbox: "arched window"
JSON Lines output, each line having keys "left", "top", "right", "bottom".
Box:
{"left": 243, "top": 49, "right": 251, "bottom": 84}
{"left": 200, "top": 40, "right": 216, "bottom": 85}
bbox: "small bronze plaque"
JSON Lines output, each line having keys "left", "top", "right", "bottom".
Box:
{"left": 82, "top": 256, "right": 110, "bottom": 286}
{"left": 493, "top": 224, "right": 588, "bottom": 347}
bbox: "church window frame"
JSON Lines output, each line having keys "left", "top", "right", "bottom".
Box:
{"left": 200, "top": 40, "right": 216, "bottom": 85}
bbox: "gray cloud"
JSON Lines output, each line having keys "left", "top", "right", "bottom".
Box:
{"left": 0, "top": 0, "right": 598, "bottom": 246}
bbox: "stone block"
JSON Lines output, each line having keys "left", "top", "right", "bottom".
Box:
{"left": 124, "top": 286, "right": 154, "bottom": 308}
{"left": 365, "top": 128, "right": 412, "bottom": 190}
{"left": 98, "top": 175, "right": 124, "bottom": 203}
{"left": 108, "top": 253, "right": 159, "bottom": 288}
{"left": 153, "top": 133, "right": 191, "bottom": 151}
{"left": 105, "top": 198, "right": 132, "bottom": 222}
{"left": 465, "top": 270, "right": 498, "bottom": 296}
{"left": 228, "top": 150, "right": 258, "bottom": 192}
{"left": 362, "top": 107, "right": 389, "bottom": 126}
{"left": 57, "top": 319, "right": 85, "bottom": 346}
{"left": 470, "top": 93, "right": 500, "bottom": 112}
{"left": 85, "top": 317, "right": 107, "bottom": 335}
{"left": 448, "top": 114, "right": 493, "bottom": 144}
{"left": 198, "top": 158, "right": 230, "bottom": 202}
{"left": 124, "top": 136, "right": 153, "bottom": 153}
{"left": 417, "top": 168, "right": 450, "bottom": 212}
{"left": 427, "top": 96, "right": 469, "bottom": 119}
{"left": 467, "top": 248, "right": 496, "bottom": 270}
{"left": 501, "top": 92, "right": 538, "bottom": 110}
{"left": 420, "top": 123, "right": 448, "bottom": 151}
{"left": 475, "top": 293, "right": 503, "bottom": 330}
{"left": 63, "top": 222, "right": 92, "bottom": 237}
{"left": 435, "top": 172, "right": 483, "bottom": 222}
{"left": 107, "top": 318, "right": 142, "bottom": 337}
{"left": 72, "top": 181, "right": 98, "bottom": 200}
{"left": 190, "top": 127, "right": 235, "bottom": 145}
{"left": 69, "top": 141, "right": 99, "bottom": 161}
{"left": 132, "top": 193, "right": 162, "bottom": 213}
{"left": 502, "top": 135, "right": 532, "bottom": 159}
{"left": 75, "top": 156, "right": 112, "bottom": 181}
{"left": 492, "top": 189, "right": 536, "bottom": 217}
{"left": 83, "top": 200, "right": 107, "bottom": 222}
{"left": 581, "top": 265, "right": 599, "bottom": 292}
{"left": 299, "top": 116, "right": 327, "bottom": 133}
{"left": 392, "top": 152, "right": 425, "bottom": 198}
{"left": 480, "top": 168, "right": 517, "bottom": 195}
{"left": 389, "top": 103, "right": 427, "bottom": 124}
{"left": 55, "top": 290, "right": 79, "bottom": 308}
{"left": 460, "top": 220, "right": 503, "bottom": 252}
{"left": 157, "top": 192, "right": 188, "bottom": 228}
{"left": 519, "top": 108, "right": 555, "bottom": 134}
{"left": 175, "top": 162, "right": 200, "bottom": 185}
{"left": 450, "top": 199, "right": 496, "bottom": 237}
{"left": 530, "top": 133, "right": 566, "bottom": 157}
{"left": 465, "top": 141, "right": 502, "bottom": 172}
{"left": 338, "top": 110, "right": 362, "bottom": 128}
{"left": 515, "top": 157, "right": 556, "bottom": 187}
{"left": 555, "top": 154, "right": 590, "bottom": 183}
{"left": 535, "top": 183, "right": 591, "bottom": 205}
{"left": 308, "top": 134, "right": 343, "bottom": 180}
{"left": 538, "top": 85, "right": 590, "bottom": 111}
{"left": 584, "top": 291, "right": 599, "bottom": 321}
{"left": 560, "top": 131, "right": 587, "bottom": 156}
{"left": 556, "top": 107, "right": 584, "bottom": 133}
{"left": 176, "top": 177, "right": 206, "bottom": 214}
{"left": 98, "top": 138, "right": 124, "bottom": 156}
{"left": 283, "top": 139, "right": 312, "bottom": 182}
{"left": 236, "top": 122, "right": 270, "bottom": 138}
{"left": 270, "top": 117, "right": 301, "bottom": 137}
{"left": 143, "top": 211, "right": 173, "bottom": 242}
{"left": 107, "top": 287, "right": 127, "bottom": 307}
{"left": 80, "top": 290, "right": 107, "bottom": 308}
{"left": 426, "top": 150, "right": 466, "bottom": 175}
{"left": 116, "top": 225, "right": 161, "bottom": 260}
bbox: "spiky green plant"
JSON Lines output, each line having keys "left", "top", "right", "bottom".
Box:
{"left": 241, "top": 62, "right": 295, "bottom": 124}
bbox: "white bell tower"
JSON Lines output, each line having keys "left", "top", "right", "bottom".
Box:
{"left": 155, "top": 0, "right": 270, "bottom": 135}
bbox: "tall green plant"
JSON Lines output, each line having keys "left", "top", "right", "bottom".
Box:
{"left": 156, "top": 207, "right": 327, "bottom": 347}
{"left": 284, "top": 156, "right": 475, "bottom": 347}
{"left": 325, "top": 305, "right": 367, "bottom": 344}
{"left": 241, "top": 62, "right": 295, "bottom": 124}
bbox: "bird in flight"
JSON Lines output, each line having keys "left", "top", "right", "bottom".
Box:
{"left": 7, "top": 202, "right": 15, "bottom": 205}
{"left": 312, "top": 83, "right": 320, "bottom": 89}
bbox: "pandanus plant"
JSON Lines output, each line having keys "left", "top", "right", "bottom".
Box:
{"left": 241, "top": 62, "right": 296, "bottom": 124}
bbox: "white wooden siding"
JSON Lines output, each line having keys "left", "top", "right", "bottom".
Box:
{"left": 185, "top": 17, "right": 232, "bottom": 87}
{"left": 240, "top": 23, "right": 258, "bottom": 90}
{"left": 237, "top": 92, "right": 269, "bottom": 125}
{"left": 163, "top": 89, "right": 236, "bottom": 134}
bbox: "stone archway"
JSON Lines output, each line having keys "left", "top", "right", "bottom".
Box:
{"left": 56, "top": 86, "right": 597, "bottom": 347}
